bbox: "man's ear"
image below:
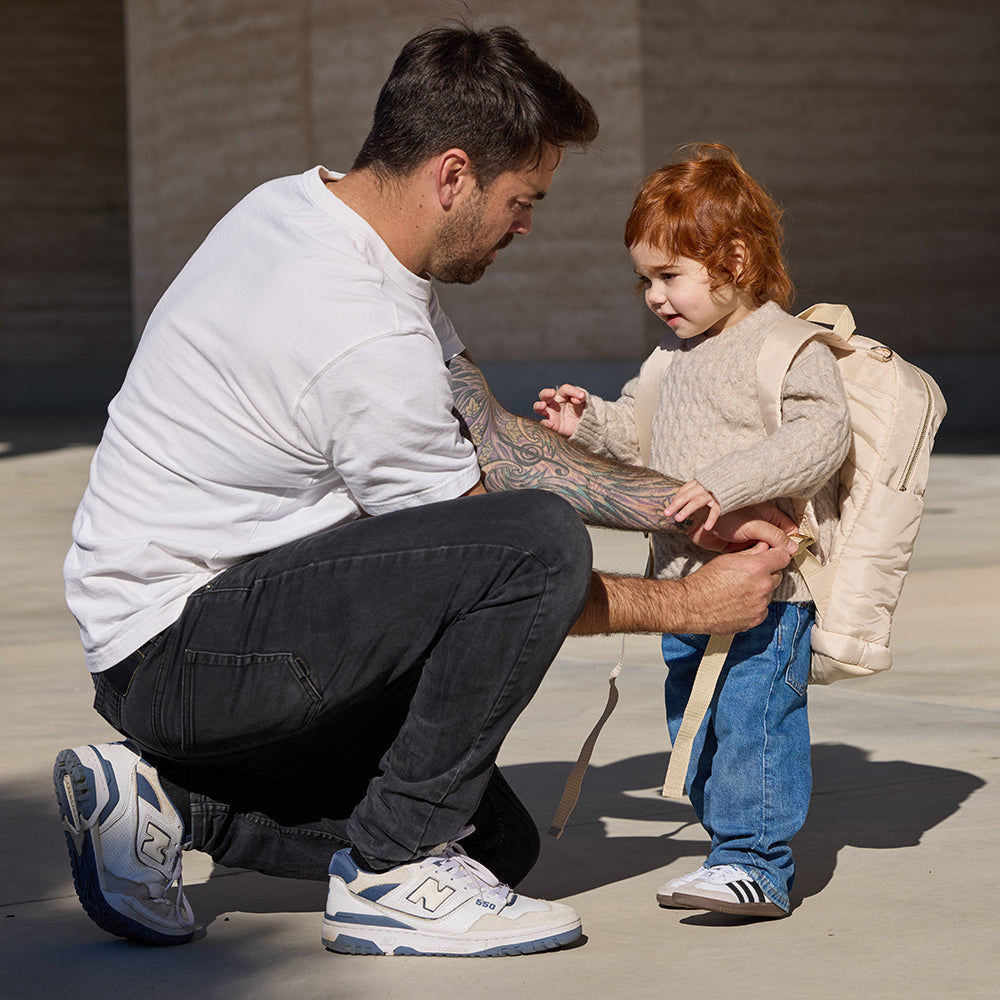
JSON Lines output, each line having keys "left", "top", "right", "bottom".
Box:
{"left": 435, "top": 149, "right": 475, "bottom": 209}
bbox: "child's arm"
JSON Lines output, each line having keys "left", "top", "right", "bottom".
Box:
{"left": 533, "top": 384, "right": 587, "bottom": 437}
{"left": 692, "top": 340, "right": 851, "bottom": 514}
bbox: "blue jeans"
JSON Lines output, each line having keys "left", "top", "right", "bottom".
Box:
{"left": 662, "top": 601, "right": 813, "bottom": 910}
{"left": 92, "top": 489, "right": 592, "bottom": 886}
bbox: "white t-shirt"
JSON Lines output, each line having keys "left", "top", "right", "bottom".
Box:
{"left": 65, "top": 166, "right": 482, "bottom": 672}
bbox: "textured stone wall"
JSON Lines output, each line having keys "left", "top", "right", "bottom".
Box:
{"left": 638, "top": 0, "right": 999, "bottom": 356}
{"left": 0, "top": 0, "right": 131, "bottom": 409}
{"left": 3, "top": 1, "right": 996, "bottom": 426}
{"left": 124, "top": 0, "right": 647, "bottom": 363}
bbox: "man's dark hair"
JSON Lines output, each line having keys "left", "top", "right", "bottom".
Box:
{"left": 352, "top": 22, "right": 599, "bottom": 187}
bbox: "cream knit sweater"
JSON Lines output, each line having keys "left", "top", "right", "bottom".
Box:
{"left": 570, "top": 301, "right": 851, "bottom": 603}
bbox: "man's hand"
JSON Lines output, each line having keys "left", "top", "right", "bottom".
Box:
{"left": 686, "top": 502, "right": 799, "bottom": 554}
{"left": 673, "top": 543, "right": 790, "bottom": 634}
{"left": 573, "top": 540, "right": 792, "bottom": 637}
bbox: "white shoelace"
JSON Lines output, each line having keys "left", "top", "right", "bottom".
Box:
{"left": 421, "top": 828, "right": 511, "bottom": 909}
{"left": 151, "top": 851, "right": 195, "bottom": 929}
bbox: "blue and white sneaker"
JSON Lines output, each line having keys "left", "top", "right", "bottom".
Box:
{"left": 53, "top": 742, "right": 195, "bottom": 945}
{"left": 671, "top": 864, "right": 787, "bottom": 917}
{"left": 323, "top": 832, "right": 582, "bottom": 957}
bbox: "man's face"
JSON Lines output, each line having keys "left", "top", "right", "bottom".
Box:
{"left": 430, "top": 145, "right": 562, "bottom": 284}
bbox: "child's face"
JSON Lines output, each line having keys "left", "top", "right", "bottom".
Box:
{"left": 630, "top": 242, "right": 751, "bottom": 339}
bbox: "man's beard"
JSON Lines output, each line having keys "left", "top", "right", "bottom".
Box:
{"left": 431, "top": 192, "right": 513, "bottom": 285}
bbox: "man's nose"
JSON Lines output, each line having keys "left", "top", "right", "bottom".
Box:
{"left": 511, "top": 209, "right": 532, "bottom": 235}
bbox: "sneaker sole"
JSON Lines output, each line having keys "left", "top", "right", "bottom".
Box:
{"left": 321, "top": 915, "right": 582, "bottom": 957}
{"left": 53, "top": 747, "right": 194, "bottom": 946}
{"left": 672, "top": 891, "right": 786, "bottom": 918}
{"left": 655, "top": 891, "right": 701, "bottom": 909}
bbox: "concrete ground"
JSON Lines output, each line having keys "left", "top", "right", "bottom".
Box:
{"left": 1, "top": 419, "right": 997, "bottom": 1000}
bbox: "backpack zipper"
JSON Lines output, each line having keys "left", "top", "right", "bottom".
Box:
{"left": 866, "top": 345, "right": 934, "bottom": 492}
{"left": 898, "top": 370, "right": 934, "bottom": 492}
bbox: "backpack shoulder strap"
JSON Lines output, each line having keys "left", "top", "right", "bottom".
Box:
{"left": 756, "top": 316, "right": 824, "bottom": 435}
{"left": 634, "top": 336, "right": 683, "bottom": 466}
{"left": 757, "top": 304, "right": 857, "bottom": 434}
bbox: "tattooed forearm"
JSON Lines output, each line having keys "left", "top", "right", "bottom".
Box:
{"left": 449, "top": 353, "right": 683, "bottom": 532}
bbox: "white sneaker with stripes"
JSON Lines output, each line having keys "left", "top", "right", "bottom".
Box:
{"left": 655, "top": 865, "right": 711, "bottom": 908}
{"left": 671, "top": 864, "right": 787, "bottom": 917}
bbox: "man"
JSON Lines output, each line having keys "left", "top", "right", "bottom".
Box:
{"left": 56, "top": 23, "right": 794, "bottom": 957}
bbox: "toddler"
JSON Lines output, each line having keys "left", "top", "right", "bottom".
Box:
{"left": 535, "top": 144, "right": 851, "bottom": 917}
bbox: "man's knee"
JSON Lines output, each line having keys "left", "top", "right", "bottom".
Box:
{"left": 497, "top": 489, "right": 593, "bottom": 596}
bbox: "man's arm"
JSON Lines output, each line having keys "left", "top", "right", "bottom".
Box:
{"left": 573, "top": 543, "right": 791, "bottom": 637}
{"left": 449, "top": 352, "right": 683, "bottom": 533}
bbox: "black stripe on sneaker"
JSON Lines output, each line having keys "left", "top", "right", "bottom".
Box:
{"left": 728, "top": 880, "right": 751, "bottom": 903}
{"left": 727, "top": 879, "right": 767, "bottom": 904}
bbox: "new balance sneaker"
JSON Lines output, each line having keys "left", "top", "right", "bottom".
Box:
{"left": 655, "top": 865, "right": 712, "bottom": 908}
{"left": 53, "top": 742, "right": 195, "bottom": 945}
{"left": 671, "top": 864, "right": 787, "bottom": 917}
{"left": 323, "top": 836, "right": 582, "bottom": 957}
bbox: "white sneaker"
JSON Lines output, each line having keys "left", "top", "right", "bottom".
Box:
{"left": 655, "top": 865, "right": 711, "bottom": 908}
{"left": 671, "top": 864, "right": 786, "bottom": 917}
{"left": 53, "top": 742, "right": 195, "bottom": 944}
{"left": 323, "top": 833, "right": 582, "bottom": 956}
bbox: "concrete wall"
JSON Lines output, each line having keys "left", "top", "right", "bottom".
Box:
{"left": 639, "top": 0, "right": 999, "bottom": 356}
{"left": 0, "top": 0, "right": 131, "bottom": 411}
{"left": 124, "top": 0, "right": 648, "bottom": 365}
{"left": 2, "top": 0, "right": 997, "bottom": 431}
{"left": 121, "top": 0, "right": 998, "bottom": 429}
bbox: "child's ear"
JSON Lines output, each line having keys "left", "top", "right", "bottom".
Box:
{"left": 728, "top": 241, "right": 747, "bottom": 282}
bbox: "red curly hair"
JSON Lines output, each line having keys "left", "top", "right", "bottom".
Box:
{"left": 624, "top": 143, "right": 793, "bottom": 309}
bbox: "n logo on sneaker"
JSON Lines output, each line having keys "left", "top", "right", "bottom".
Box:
{"left": 405, "top": 877, "right": 455, "bottom": 913}
{"left": 140, "top": 820, "right": 173, "bottom": 866}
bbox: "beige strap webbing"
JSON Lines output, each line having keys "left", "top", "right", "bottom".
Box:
{"left": 633, "top": 337, "right": 682, "bottom": 467}
{"left": 660, "top": 535, "right": 815, "bottom": 800}
{"left": 547, "top": 640, "right": 624, "bottom": 838}
{"left": 660, "top": 632, "right": 735, "bottom": 799}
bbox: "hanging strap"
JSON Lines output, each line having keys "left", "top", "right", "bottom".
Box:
{"left": 547, "top": 640, "right": 624, "bottom": 838}
{"left": 660, "top": 535, "right": 814, "bottom": 799}
{"left": 660, "top": 632, "right": 736, "bottom": 798}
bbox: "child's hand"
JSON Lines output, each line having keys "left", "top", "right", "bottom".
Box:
{"left": 533, "top": 384, "right": 587, "bottom": 437}
{"left": 664, "top": 479, "right": 721, "bottom": 530}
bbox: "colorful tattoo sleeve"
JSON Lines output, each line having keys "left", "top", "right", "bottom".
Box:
{"left": 448, "top": 353, "right": 682, "bottom": 532}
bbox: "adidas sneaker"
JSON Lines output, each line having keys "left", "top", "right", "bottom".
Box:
{"left": 655, "top": 865, "right": 711, "bottom": 908}
{"left": 671, "top": 864, "right": 787, "bottom": 917}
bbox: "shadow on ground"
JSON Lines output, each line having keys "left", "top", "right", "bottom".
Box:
{"left": 4, "top": 742, "right": 984, "bottom": 925}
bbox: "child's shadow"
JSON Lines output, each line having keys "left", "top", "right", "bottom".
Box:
{"left": 504, "top": 742, "right": 985, "bottom": 906}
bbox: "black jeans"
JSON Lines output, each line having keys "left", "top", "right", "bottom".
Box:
{"left": 92, "top": 490, "right": 592, "bottom": 885}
